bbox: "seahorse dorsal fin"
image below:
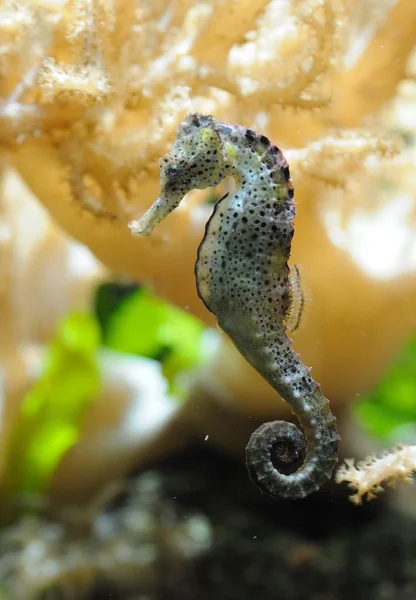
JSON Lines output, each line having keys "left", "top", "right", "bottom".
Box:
{"left": 285, "top": 264, "right": 305, "bottom": 332}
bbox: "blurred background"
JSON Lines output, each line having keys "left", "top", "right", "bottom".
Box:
{"left": 0, "top": 0, "right": 415, "bottom": 598}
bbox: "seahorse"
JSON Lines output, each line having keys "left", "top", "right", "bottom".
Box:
{"left": 129, "top": 114, "right": 340, "bottom": 499}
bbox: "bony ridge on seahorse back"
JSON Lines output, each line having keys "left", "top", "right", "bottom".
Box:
{"left": 129, "top": 113, "right": 340, "bottom": 500}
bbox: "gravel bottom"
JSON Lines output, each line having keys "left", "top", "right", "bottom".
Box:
{"left": 1, "top": 446, "right": 415, "bottom": 600}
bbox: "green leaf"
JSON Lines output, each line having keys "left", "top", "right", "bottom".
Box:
{"left": 94, "top": 282, "right": 140, "bottom": 336}
{"left": 104, "top": 288, "right": 169, "bottom": 356}
{"left": 352, "top": 336, "right": 416, "bottom": 441}
{"left": 103, "top": 288, "right": 207, "bottom": 397}
{"left": 3, "top": 313, "right": 101, "bottom": 518}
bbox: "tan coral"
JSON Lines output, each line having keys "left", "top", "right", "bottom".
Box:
{"left": 336, "top": 444, "right": 416, "bottom": 504}
{"left": 0, "top": 0, "right": 416, "bottom": 472}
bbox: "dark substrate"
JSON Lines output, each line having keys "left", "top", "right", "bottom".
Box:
{"left": 95, "top": 445, "right": 416, "bottom": 600}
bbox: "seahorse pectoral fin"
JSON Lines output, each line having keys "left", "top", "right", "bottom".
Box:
{"left": 284, "top": 264, "right": 305, "bottom": 332}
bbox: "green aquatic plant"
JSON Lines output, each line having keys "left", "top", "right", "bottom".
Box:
{"left": 338, "top": 336, "right": 416, "bottom": 504}
{"left": 1, "top": 286, "right": 206, "bottom": 520}
{"left": 100, "top": 285, "right": 207, "bottom": 397}
{"left": 3, "top": 313, "right": 101, "bottom": 519}
{"left": 352, "top": 336, "right": 416, "bottom": 442}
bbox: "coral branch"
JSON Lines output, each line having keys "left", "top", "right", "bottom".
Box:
{"left": 331, "top": 0, "right": 416, "bottom": 126}
{"left": 37, "top": 58, "right": 112, "bottom": 104}
{"left": 286, "top": 131, "right": 400, "bottom": 187}
{"left": 336, "top": 445, "right": 416, "bottom": 504}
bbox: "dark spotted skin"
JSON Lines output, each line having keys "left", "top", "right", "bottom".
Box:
{"left": 129, "top": 114, "right": 340, "bottom": 500}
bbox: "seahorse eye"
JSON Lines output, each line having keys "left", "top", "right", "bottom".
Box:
{"left": 165, "top": 164, "right": 181, "bottom": 179}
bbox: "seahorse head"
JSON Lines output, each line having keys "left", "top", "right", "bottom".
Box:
{"left": 159, "top": 115, "right": 231, "bottom": 202}
{"left": 129, "top": 114, "right": 235, "bottom": 236}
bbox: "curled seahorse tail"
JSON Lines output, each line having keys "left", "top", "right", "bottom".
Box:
{"left": 246, "top": 416, "right": 339, "bottom": 499}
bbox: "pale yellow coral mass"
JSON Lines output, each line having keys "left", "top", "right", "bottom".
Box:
{"left": 0, "top": 0, "right": 415, "bottom": 453}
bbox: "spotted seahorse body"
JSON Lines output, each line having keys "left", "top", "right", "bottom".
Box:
{"left": 129, "top": 113, "right": 340, "bottom": 499}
